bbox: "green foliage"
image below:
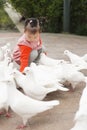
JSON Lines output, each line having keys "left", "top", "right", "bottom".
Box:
{"left": 46, "top": 0, "right": 63, "bottom": 32}
{"left": 75, "top": 24, "right": 87, "bottom": 36}
{"left": 9, "top": 0, "right": 63, "bottom": 33}
{"left": 9, "top": 0, "right": 51, "bottom": 17}
{"left": 70, "top": 0, "right": 87, "bottom": 35}
{"left": 9, "top": 0, "right": 87, "bottom": 35}
{"left": 0, "top": 0, "right": 6, "bottom": 6}
{"left": 0, "top": 6, "right": 18, "bottom": 31}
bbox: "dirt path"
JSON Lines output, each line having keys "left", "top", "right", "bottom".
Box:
{"left": 0, "top": 33, "right": 87, "bottom": 130}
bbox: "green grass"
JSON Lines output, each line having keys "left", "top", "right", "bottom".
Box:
{"left": 0, "top": 6, "right": 18, "bottom": 31}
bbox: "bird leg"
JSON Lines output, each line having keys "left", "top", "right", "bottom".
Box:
{"left": 16, "top": 118, "right": 28, "bottom": 129}
{"left": 0, "top": 111, "right": 11, "bottom": 118}
{"left": 5, "top": 112, "right": 11, "bottom": 118}
{"left": 16, "top": 124, "right": 27, "bottom": 129}
{"left": 0, "top": 111, "right": 4, "bottom": 115}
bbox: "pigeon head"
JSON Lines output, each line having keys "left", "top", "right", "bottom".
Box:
{"left": 5, "top": 49, "right": 11, "bottom": 54}
{"left": 7, "top": 57, "right": 11, "bottom": 62}
{"left": 64, "top": 50, "right": 69, "bottom": 55}
{"left": 59, "top": 60, "right": 65, "bottom": 64}
{"left": 10, "top": 68, "right": 20, "bottom": 77}
{"left": 6, "top": 43, "right": 10, "bottom": 47}
{"left": 23, "top": 67, "right": 30, "bottom": 74}
{"left": 83, "top": 54, "right": 87, "bottom": 61}
{"left": 23, "top": 67, "right": 34, "bottom": 77}
{"left": 4, "top": 56, "right": 11, "bottom": 65}
{"left": 30, "top": 62, "right": 37, "bottom": 68}
{"left": 41, "top": 53, "right": 45, "bottom": 56}
{"left": 5, "top": 80, "right": 12, "bottom": 86}
{"left": 40, "top": 53, "right": 45, "bottom": 58}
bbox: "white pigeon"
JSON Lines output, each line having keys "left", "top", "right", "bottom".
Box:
{"left": 29, "top": 62, "right": 85, "bottom": 90}
{"left": 70, "top": 119, "right": 87, "bottom": 130}
{"left": 0, "top": 81, "right": 9, "bottom": 116}
{"left": 64, "top": 50, "right": 87, "bottom": 69}
{"left": 25, "top": 62, "right": 85, "bottom": 90}
{"left": 81, "top": 54, "right": 87, "bottom": 62}
{"left": 70, "top": 79, "right": 87, "bottom": 130}
{"left": 26, "top": 63, "right": 60, "bottom": 86}
{"left": 64, "top": 50, "right": 87, "bottom": 63}
{"left": 23, "top": 65, "right": 69, "bottom": 91}
{"left": 39, "top": 53, "right": 68, "bottom": 66}
{"left": 30, "top": 62, "right": 65, "bottom": 84}
{"left": 0, "top": 55, "right": 12, "bottom": 80}
{"left": 11, "top": 68, "right": 68, "bottom": 100}
{"left": 0, "top": 48, "right": 4, "bottom": 61}
{"left": 1, "top": 43, "right": 10, "bottom": 53}
{"left": 4, "top": 62, "right": 14, "bottom": 79}
{"left": 4, "top": 48, "right": 12, "bottom": 60}
{"left": 75, "top": 78, "right": 87, "bottom": 120}
{"left": 5, "top": 78, "right": 59, "bottom": 129}
{"left": 36, "top": 62, "right": 85, "bottom": 89}
{"left": 60, "top": 64, "right": 85, "bottom": 89}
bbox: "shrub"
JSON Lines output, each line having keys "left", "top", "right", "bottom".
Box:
{"left": 9, "top": 0, "right": 87, "bottom": 35}
{"left": 70, "top": 0, "right": 87, "bottom": 35}
{"left": 0, "top": 6, "right": 18, "bottom": 31}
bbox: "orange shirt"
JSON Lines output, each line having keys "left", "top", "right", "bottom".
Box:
{"left": 19, "top": 45, "right": 32, "bottom": 72}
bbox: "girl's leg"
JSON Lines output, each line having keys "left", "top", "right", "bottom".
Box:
{"left": 29, "top": 45, "right": 46, "bottom": 65}
{"left": 29, "top": 49, "right": 43, "bottom": 65}
{"left": 29, "top": 50, "right": 38, "bottom": 65}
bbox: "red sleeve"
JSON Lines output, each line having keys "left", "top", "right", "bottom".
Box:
{"left": 19, "top": 45, "right": 32, "bottom": 72}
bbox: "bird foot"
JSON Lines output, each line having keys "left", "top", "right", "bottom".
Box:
{"left": 0, "top": 111, "right": 4, "bottom": 115}
{"left": 16, "top": 124, "right": 26, "bottom": 129}
{"left": 5, "top": 112, "right": 11, "bottom": 118}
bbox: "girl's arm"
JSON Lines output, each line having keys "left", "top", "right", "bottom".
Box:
{"left": 19, "top": 45, "right": 32, "bottom": 72}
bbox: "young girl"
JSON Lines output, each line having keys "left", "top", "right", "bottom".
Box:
{"left": 13, "top": 18, "right": 45, "bottom": 72}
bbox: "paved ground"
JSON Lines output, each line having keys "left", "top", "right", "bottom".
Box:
{"left": 0, "top": 32, "right": 87, "bottom": 130}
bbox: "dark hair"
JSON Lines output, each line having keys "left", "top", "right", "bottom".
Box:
{"left": 24, "top": 18, "right": 40, "bottom": 34}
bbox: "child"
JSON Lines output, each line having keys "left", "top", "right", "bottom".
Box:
{"left": 13, "top": 18, "right": 45, "bottom": 72}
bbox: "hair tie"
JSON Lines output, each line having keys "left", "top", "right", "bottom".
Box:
{"left": 30, "top": 20, "right": 32, "bottom": 24}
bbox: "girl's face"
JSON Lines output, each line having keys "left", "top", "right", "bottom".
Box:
{"left": 25, "top": 31, "right": 39, "bottom": 42}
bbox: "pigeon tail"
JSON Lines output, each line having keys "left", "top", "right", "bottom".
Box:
{"left": 56, "top": 85, "right": 69, "bottom": 91}
{"left": 39, "top": 100, "right": 60, "bottom": 112}
{"left": 46, "top": 87, "right": 58, "bottom": 93}
{"left": 46, "top": 100, "right": 59, "bottom": 107}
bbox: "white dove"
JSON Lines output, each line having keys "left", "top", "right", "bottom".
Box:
{"left": 0, "top": 55, "right": 12, "bottom": 80}
{"left": 64, "top": 50, "right": 87, "bottom": 69}
{"left": 61, "top": 64, "right": 85, "bottom": 89}
{"left": 4, "top": 48, "right": 12, "bottom": 60}
{"left": 24, "top": 63, "right": 68, "bottom": 91}
{"left": 1, "top": 43, "right": 10, "bottom": 53}
{"left": 0, "top": 48, "right": 4, "bottom": 61}
{"left": 34, "top": 62, "right": 85, "bottom": 89}
{"left": 70, "top": 119, "right": 87, "bottom": 130}
{"left": 5, "top": 78, "right": 59, "bottom": 129}
{"left": 29, "top": 62, "right": 65, "bottom": 85}
{"left": 39, "top": 53, "right": 68, "bottom": 66}
{"left": 75, "top": 78, "right": 87, "bottom": 119}
{"left": 0, "top": 81, "right": 10, "bottom": 117}
{"left": 11, "top": 68, "right": 64, "bottom": 100}
{"left": 28, "top": 62, "right": 85, "bottom": 90}
{"left": 81, "top": 54, "right": 87, "bottom": 62}
{"left": 70, "top": 78, "right": 87, "bottom": 130}
{"left": 24, "top": 63, "right": 59, "bottom": 86}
